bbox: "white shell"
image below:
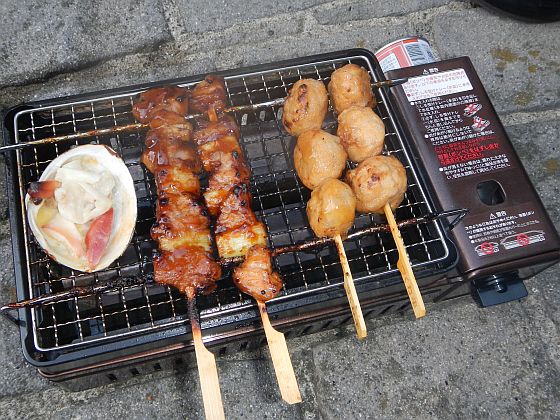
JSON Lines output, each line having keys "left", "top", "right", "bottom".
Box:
{"left": 25, "top": 144, "right": 137, "bottom": 272}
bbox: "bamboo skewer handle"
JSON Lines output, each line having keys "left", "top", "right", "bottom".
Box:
{"left": 189, "top": 299, "right": 225, "bottom": 420}
{"left": 333, "top": 234, "right": 367, "bottom": 339}
{"left": 191, "top": 324, "right": 225, "bottom": 420}
{"left": 383, "top": 203, "right": 426, "bottom": 318}
{"left": 257, "top": 301, "right": 302, "bottom": 404}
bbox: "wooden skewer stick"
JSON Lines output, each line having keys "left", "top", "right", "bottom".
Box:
{"left": 333, "top": 234, "right": 367, "bottom": 339}
{"left": 207, "top": 104, "right": 301, "bottom": 404}
{"left": 0, "top": 78, "right": 410, "bottom": 154}
{"left": 0, "top": 210, "right": 469, "bottom": 314}
{"left": 383, "top": 203, "right": 426, "bottom": 318}
{"left": 257, "top": 301, "right": 302, "bottom": 404}
{"left": 188, "top": 298, "right": 225, "bottom": 420}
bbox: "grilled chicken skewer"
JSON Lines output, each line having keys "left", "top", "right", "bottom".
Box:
{"left": 190, "top": 76, "right": 301, "bottom": 405}
{"left": 132, "top": 87, "right": 225, "bottom": 420}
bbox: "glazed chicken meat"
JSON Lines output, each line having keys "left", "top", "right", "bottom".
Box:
{"left": 233, "top": 245, "right": 283, "bottom": 302}
{"left": 345, "top": 155, "right": 407, "bottom": 214}
{"left": 328, "top": 64, "right": 376, "bottom": 115}
{"left": 293, "top": 129, "right": 347, "bottom": 190}
{"left": 189, "top": 76, "right": 284, "bottom": 302}
{"left": 134, "top": 78, "right": 285, "bottom": 303}
{"left": 337, "top": 106, "right": 385, "bottom": 162}
{"left": 133, "top": 86, "right": 221, "bottom": 299}
{"left": 306, "top": 178, "right": 356, "bottom": 238}
{"left": 282, "top": 79, "right": 328, "bottom": 136}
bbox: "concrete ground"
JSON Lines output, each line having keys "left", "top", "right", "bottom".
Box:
{"left": 0, "top": 1, "right": 559, "bottom": 419}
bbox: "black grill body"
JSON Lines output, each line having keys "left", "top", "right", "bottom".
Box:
{"left": 2, "top": 49, "right": 504, "bottom": 389}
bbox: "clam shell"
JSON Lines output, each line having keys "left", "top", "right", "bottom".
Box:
{"left": 25, "top": 144, "right": 137, "bottom": 272}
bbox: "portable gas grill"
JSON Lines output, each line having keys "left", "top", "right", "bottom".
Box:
{"left": 1, "top": 49, "right": 558, "bottom": 391}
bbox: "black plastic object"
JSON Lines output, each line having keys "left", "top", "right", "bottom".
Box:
{"left": 471, "top": 272, "right": 528, "bottom": 307}
{"left": 385, "top": 57, "right": 560, "bottom": 284}
{"left": 474, "top": 0, "right": 560, "bottom": 22}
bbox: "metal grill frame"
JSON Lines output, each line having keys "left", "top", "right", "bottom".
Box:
{"left": 3, "top": 49, "right": 456, "bottom": 365}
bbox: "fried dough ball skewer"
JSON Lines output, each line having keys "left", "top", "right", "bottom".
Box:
{"left": 329, "top": 62, "right": 426, "bottom": 318}
{"left": 132, "top": 86, "right": 225, "bottom": 420}
{"left": 328, "top": 63, "right": 376, "bottom": 115}
{"left": 284, "top": 79, "right": 368, "bottom": 338}
{"left": 306, "top": 179, "right": 367, "bottom": 339}
{"left": 346, "top": 155, "right": 425, "bottom": 318}
{"left": 282, "top": 78, "right": 328, "bottom": 137}
{"left": 337, "top": 106, "right": 385, "bottom": 163}
{"left": 192, "top": 77, "right": 301, "bottom": 405}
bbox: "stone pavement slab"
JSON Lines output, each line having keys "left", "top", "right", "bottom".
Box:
{"left": 0, "top": 1, "right": 559, "bottom": 419}
{"left": 0, "top": 0, "right": 171, "bottom": 88}
{"left": 432, "top": 9, "right": 560, "bottom": 114}
{"left": 312, "top": 296, "right": 560, "bottom": 419}
{"left": 172, "top": 0, "right": 328, "bottom": 34}
{"left": 312, "top": 0, "right": 453, "bottom": 24}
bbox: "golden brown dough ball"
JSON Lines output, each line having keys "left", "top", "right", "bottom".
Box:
{"left": 307, "top": 179, "right": 356, "bottom": 238}
{"left": 282, "top": 79, "right": 328, "bottom": 136}
{"left": 337, "top": 106, "right": 385, "bottom": 162}
{"left": 345, "top": 155, "right": 407, "bottom": 214}
{"left": 328, "top": 64, "right": 376, "bottom": 115}
{"left": 293, "top": 130, "right": 347, "bottom": 190}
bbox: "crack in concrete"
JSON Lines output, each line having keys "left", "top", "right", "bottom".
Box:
{"left": 501, "top": 107, "right": 560, "bottom": 126}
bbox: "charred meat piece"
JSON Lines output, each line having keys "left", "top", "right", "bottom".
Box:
{"left": 150, "top": 166, "right": 201, "bottom": 197}
{"left": 197, "top": 134, "right": 244, "bottom": 173}
{"left": 132, "top": 86, "right": 190, "bottom": 123}
{"left": 194, "top": 114, "right": 240, "bottom": 146}
{"left": 204, "top": 158, "right": 251, "bottom": 217}
{"left": 215, "top": 187, "right": 267, "bottom": 258}
{"left": 153, "top": 247, "right": 221, "bottom": 299}
{"left": 190, "top": 75, "right": 228, "bottom": 114}
{"left": 147, "top": 109, "right": 192, "bottom": 132}
{"left": 152, "top": 192, "right": 212, "bottom": 252}
{"left": 142, "top": 125, "right": 198, "bottom": 172}
{"left": 214, "top": 186, "right": 258, "bottom": 233}
{"left": 233, "top": 246, "right": 283, "bottom": 302}
{"left": 194, "top": 114, "right": 250, "bottom": 216}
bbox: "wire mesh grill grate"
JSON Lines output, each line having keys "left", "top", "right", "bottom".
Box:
{"left": 12, "top": 55, "right": 448, "bottom": 351}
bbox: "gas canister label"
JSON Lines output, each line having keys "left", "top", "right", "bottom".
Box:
{"left": 402, "top": 69, "right": 473, "bottom": 102}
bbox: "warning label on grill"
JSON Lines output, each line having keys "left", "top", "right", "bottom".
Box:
{"left": 402, "top": 69, "right": 473, "bottom": 102}
{"left": 464, "top": 204, "right": 546, "bottom": 257}
{"left": 405, "top": 68, "right": 513, "bottom": 181}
